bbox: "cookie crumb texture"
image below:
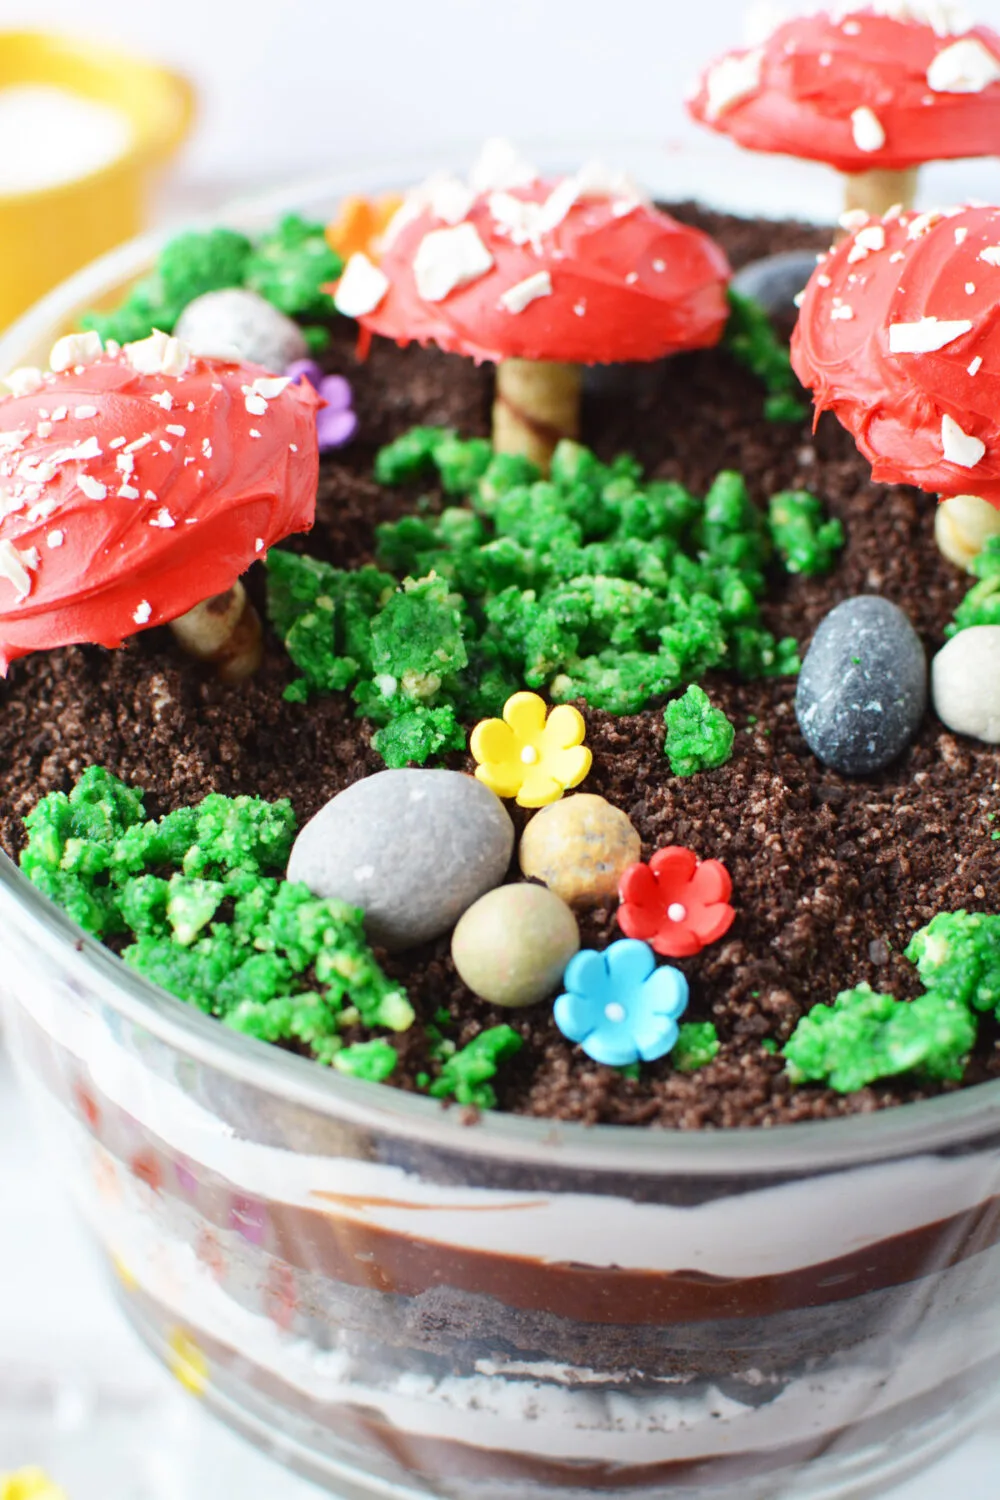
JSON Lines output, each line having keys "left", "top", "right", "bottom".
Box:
{"left": 2, "top": 205, "right": 998, "bottom": 1127}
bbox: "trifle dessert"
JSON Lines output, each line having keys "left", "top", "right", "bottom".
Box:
{"left": 3, "top": 10, "right": 1000, "bottom": 1497}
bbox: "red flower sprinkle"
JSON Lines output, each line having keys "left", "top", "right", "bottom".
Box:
{"left": 618, "top": 846, "right": 735, "bottom": 958}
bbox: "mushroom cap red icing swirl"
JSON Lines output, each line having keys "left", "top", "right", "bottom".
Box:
{"left": 353, "top": 181, "right": 731, "bottom": 365}
{"left": 688, "top": 10, "right": 1000, "bottom": 174}
{"left": 0, "top": 346, "right": 320, "bottom": 671}
{"left": 791, "top": 203, "right": 1000, "bottom": 505}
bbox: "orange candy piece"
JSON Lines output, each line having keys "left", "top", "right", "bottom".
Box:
{"left": 326, "top": 194, "right": 403, "bottom": 263}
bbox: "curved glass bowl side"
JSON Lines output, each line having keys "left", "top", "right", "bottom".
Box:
{"left": 2, "top": 147, "right": 1000, "bottom": 1175}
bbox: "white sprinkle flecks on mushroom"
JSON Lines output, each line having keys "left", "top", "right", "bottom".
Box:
{"left": 333, "top": 253, "right": 390, "bottom": 318}
{"left": 165, "top": 424, "right": 186, "bottom": 437}
{"left": 848, "top": 224, "right": 887, "bottom": 262}
{"left": 5, "top": 367, "right": 44, "bottom": 398}
{"left": 888, "top": 316, "right": 973, "bottom": 353}
{"left": 851, "top": 106, "right": 887, "bottom": 153}
{"left": 955, "top": 226, "right": 969, "bottom": 244}
{"left": 123, "top": 330, "right": 190, "bottom": 378}
{"left": 839, "top": 209, "right": 871, "bottom": 235}
{"left": 149, "top": 507, "right": 175, "bottom": 528}
{"left": 49, "top": 331, "right": 102, "bottom": 374}
{"left": 468, "top": 137, "right": 537, "bottom": 194}
{"left": 73, "top": 404, "right": 98, "bottom": 419}
{"left": 831, "top": 303, "right": 855, "bottom": 321}
{"left": 0, "top": 539, "right": 38, "bottom": 599}
{"left": 255, "top": 537, "right": 265, "bottom": 552}
{"left": 47, "top": 529, "right": 64, "bottom": 548}
{"left": 159, "top": 440, "right": 172, "bottom": 453}
{"left": 35, "top": 421, "right": 52, "bottom": 439}
{"left": 979, "top": 245, "right": 1000, "bottom": 266}
{"left": 967, "top": 281, "right": 977, "bottom": 294}
{"left": 412, "top": 222, "right": 494, "bottom": 303}
{"left": 250, "top": 376, "right": 290, "bottom": 401}
{"left": 499, "top": 270, "right": 553, "bottom": 314}
{"left": 969, "top": 355, "right": 984, "bottom": 375}
{"left": 416, "top": 172, "right": 476, "bottom": 226}
{"left": 116, "top": 452, "right": 135, "bottom": 477}
{"left": 243, "top": 388, "right": 268, "bottom": 417}
{"left": 77, "top": 474, "right": 107, "bottom": 501}
{"left": 942, "top": 412, "right": 987, "bottom": 467}
{"left": 119, "top": 483, "right": 139, "bottom": 500}
{"left": 704, "top": 48, "right": 764, "bottom": 120}
{"left": 249, "top": 429, "right": 262, "bottom": 439}
{"left": 928, "top": 37, "right": 1000, "bottom": 94}
{"left": 150, "top": 391, "right": 173, "bottom": 410}
{"left": 133, "top": 600, "right": 152, "bottom": 624}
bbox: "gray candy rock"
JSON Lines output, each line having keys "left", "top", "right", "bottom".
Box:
{"left": 287, "top": 769, "right": 515, "bottom": 953}
{"left": 731, "top": 250, "right": 820, "bottom": 317}
{"left": 795, "top": 596, "right": 928, "bottom": 775}
{"left": 174, "top": 288, "right": 308, "bottom": 370}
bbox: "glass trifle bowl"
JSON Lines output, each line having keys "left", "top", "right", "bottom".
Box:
{"left": 2, "top": 143, "right": 1000, "bottom": 1500}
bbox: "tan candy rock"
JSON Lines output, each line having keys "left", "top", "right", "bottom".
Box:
{"left": 451, "top": 884, "right": 580, "bottom": 1009}
{"left": 519, "top": 793, "right": 641, "bottom": 907}
{"left": 935, "top": 494, "right": 1000, "bottom": 572}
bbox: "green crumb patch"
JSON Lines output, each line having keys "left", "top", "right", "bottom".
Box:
{"left": 783, "top": 983, "right": 975, "bottom": 1093}
{"left": 268, "top": 434, "right": 799, "bottom": 766}
{"left": 664, "top": 685, "right": 736, "bottom": 777}
{"left": 904, "top": 910, "right": 1000, "bottom": 1016}
{"left": 761, "top": 1038, "right": 778, "bottom": 1055}
{"left": 334, "top": 1039, "right": 398, "bottom": 1082}
{"left": 947, "top": 535, "right": 1000, "bottom": 637}
{"left": 81, "top": 214, "right": 342, "bottom": 350}
{"left": 723, "top": 289, "right": 808, "bottom": 425}
{"left": 20, "top": 767, "right": 413, "bottom": 1064}
{"left": 672, "top": 1021, "right": 721, "bottom": 1072}
{"left": 428, "top": 1024, "right": 524, "bottom": 1109}
{"left": 768, "top": 491, "right": 845, "bottom": 576}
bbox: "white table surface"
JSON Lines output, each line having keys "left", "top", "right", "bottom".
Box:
{"left": 0, "top": 1049, "right": 997, "bottom": 1498}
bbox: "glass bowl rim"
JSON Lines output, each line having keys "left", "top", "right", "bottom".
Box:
{"left": 3, "top": 146, "right": 999, "bottom": 1178}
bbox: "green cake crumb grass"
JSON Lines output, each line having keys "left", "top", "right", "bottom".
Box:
{"left": 20, "top": 767, "right": 413, "bottom": 1065}
{"left": 81, "top": 215, "right": 342, "bottom": 353}
{"left": 268, "top": 432, "right": 801, "bottom": 767}
{"left": 947, "top": 536, "right": 1000, "bottom": 637}
{"left": 663, "top": 685, "right": 735, "bottom": 777}
{"left": 428, "top": 1025, "right": 524, "bottom": 1109}
{"left": 672, "top": 1021, "right": 721, "bottom": 1072}
{"left": 905, "top": 911, "right": 1000, "bottom": 1016}
{"left": 768, "top": 491, "right": 845, "bottom": 577}
{"left": 723, "top": 289, "right": 808, "bottom": 424}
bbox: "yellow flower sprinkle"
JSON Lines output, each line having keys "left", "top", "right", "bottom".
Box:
{"left": 470, "top": 691, "right": 592, "bottom": 808}
{"left": 167, "top": 1326, "right": 209, "bottom": 1397}
{"left": 0, "top": 1469, "right": 68, "bottom": 1500}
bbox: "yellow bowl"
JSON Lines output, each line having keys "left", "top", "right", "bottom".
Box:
{"left": 0, "top": 31, "right": 194, "bottom": 330}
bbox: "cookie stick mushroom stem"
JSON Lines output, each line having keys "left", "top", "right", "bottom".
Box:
{"left": 335, "top": 150, "right": 730, "bottom": 474}
{"left": 169, "top": 580, "right": 263, "bottom": 682}
{"left": 688, "top": 10, "right": 1000, "bottom": 223}
{"left": 791, "top": 202, "right": 1000, "bottom": 572}
{"left": 492, "top": 358, "right": 582, "bottom": 469}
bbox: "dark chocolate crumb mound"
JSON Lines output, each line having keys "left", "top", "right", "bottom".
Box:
{"left": 2, "top": 206, "right": 999, "bottom": 1127}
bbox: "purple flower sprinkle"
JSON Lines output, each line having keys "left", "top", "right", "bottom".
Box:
{"left": 284, "top": 360, "right": 357, "bottom": 452}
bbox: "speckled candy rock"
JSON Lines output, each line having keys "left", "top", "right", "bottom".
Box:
{"left": 287, "top": 769, "right": 514, "bottom": 952}
{"left": 174, "top": 287, "right": 308, "bottom": 370}
{"left": 451, "top": 883, "right": 580, "bottom": 1008}
{"left": 796, "top": 596, "right": 928, "bottom": 775}
{"left": 519, "top": 793, "right": 641, "bottom": 907}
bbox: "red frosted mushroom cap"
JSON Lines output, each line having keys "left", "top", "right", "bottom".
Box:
{"left": 791, "top": 202, "right": 1000, "bottom": 504}
{"left": 0, "top": 332, "right": 320, "bottom": 671}
{"left": 333, "top": 158, "right": 731, "bottom": 366}
{"left": 688, "top": 8, "right": 1000, "bottom": 174}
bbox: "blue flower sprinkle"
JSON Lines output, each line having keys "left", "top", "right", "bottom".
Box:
{"left": 553, "top": 939, "right": 689, "bottom": 1067}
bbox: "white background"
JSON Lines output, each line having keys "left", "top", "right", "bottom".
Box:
{"left": 0, "top": 0, "right": 992, "bottom": 195}
{"left": 2, "top": 0, "right": 1000, "bottom": 1493}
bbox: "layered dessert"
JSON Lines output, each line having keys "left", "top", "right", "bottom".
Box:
{"left": 4, "top": 6, "right": 1000, "bottom": 1495}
